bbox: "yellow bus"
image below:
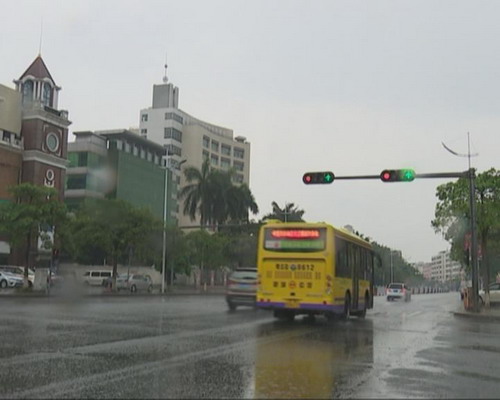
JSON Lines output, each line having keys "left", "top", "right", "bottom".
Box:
{"left": 256, "top": 220, "right": 374, "bottom": 321}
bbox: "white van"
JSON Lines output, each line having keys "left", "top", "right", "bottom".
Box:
{"left": 83, "top": 270, "right": 112, "bottom": 286}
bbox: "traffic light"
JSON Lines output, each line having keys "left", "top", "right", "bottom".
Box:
{"left": 302, "top": 171, "right": 335, "bottom": 184}
{"left": 380, "top": 169, "right": 416, "bottom": 182}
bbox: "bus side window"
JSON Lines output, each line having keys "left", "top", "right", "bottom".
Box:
{"left": 335, "top": 238, "right": 348, "bottom": 278}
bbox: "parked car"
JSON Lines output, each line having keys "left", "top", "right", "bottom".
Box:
{"left": 102, "top": 274, "right": 153, "bottom": 292}
{"left": 0, "top": 266, "right": 34, "bottom": 287}
{"left": 386, "top": 283, "right": 411, "bottom": 302}
{"left": 0, "top": 271, "right": 24, "bottom": 288}
{"left": 83, "top": 270, "right": 112, "bottom": 286}
{"left": 117, "top": 274, "right": 152, "bottom": 292}
{"left": 479, "top": 282, "right": 500, "bottom": 304}
{"left": 226, "top": 268, "right": 257, "bottom": 311}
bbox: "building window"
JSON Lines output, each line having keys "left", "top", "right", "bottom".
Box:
{"left": 115, "top": 140, "right": 123, "bottom": 150}
{"left": 210, "top": 154, "right": 219, "bottom": 166}
{"left": 221, "top": 144, "right": 231, "bottom": 156}
{"left": 165, "top": 112, "right": 184, "bottom": 124}
{"left": 211, "top": 140, "right": 219, "bottom": 152}
{"left": 234, "top": 147, "right": 244, "bottom": 159}
{"left": 141, "top": 129, "right": 147, "bottom": 135}
{"left": 67, "top": 175, "right": 87, "bottom": 190}
{"left": 22, "top": 80, "right": 34, "bottom": 104}
{"left": 133, "top": 146, "right": 139, "bottom": 156}
{"left": 154, "top": 155, "right": 159, "bottom": 165}
{"left": 202, "top": 150, "right": 209, "bottom": 161}
{"left": 203, "top": 136, "right": 210, "bottom": 148}
{"left": 164, "top": 127, "right": 183, "bottom": 142}
{"left": 77, "top": 152, "right": 88, "bottom": 167}
{"left": 42, "top": 83, "right": 52, "bottom": 107}
{"left": 124, "top": 142, "right": 131, "bottom": 153}
{"left": 221, "top": 157, "right": 230, "bottom": 170}
{"left": 141, "top": 114, "right": 148, "bottom": 122}
{"left": 164, "top": 144, "right": 182, "bottom": 157}
{"left": 233, "top": 160, "right": 244, "bottom": 171}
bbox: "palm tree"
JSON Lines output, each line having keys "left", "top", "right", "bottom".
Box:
{"left": 262, "top": 201, "right": 305, "bottom": 222}
{"left": 226, "top": 183, "right": 259, "bottom": 223}
{"left": 179, "top": 159, "right": 259, "bottom": 227}
{"left": 180, "top": 159, "right": 214, "bottom": 226}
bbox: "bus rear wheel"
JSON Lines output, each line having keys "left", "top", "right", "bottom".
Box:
{"left": 357, "top": 294, "right": 368, "bottom": 319}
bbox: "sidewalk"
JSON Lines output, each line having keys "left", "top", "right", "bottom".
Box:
{"left": 0, "top": 285, "right": 226, "bottom": 298}
{"left": 452, "top": 303, "right": 500, "bottom": 322}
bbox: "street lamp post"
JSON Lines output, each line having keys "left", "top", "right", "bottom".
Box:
{"left": 161, "top": 155, "right": 186, "bottom": 294}
{"left": 170, "top": 160, "right": 186, "bottom": 290}
{"left": 161, "top": 155, "right": 169, "bottom": 294}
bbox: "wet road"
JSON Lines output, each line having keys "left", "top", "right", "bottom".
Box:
{"left": 0, "top": 292, "right": 499, "bottom": 399}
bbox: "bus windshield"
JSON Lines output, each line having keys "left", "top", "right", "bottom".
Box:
{"left": 263, "top": 227, "right": 326, "bottom": 252}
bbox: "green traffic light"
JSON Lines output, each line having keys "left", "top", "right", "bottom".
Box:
{"left": 401, "top": 169, "right": 415, "bottom": 181}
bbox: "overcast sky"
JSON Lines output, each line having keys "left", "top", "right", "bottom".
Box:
{"left": 2, "top": 0, "right": 499, "bottom": 263}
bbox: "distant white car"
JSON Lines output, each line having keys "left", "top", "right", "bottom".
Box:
{"left": 0, "top": 271, "right": 24, "bottom": 288}
{"left": 479, "top": 282, "right": 500, "bottom": 304}
{"left": 386, "top": 283, "right": 411, "bottom": 302}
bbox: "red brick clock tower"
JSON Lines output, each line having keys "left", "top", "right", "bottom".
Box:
{"left": 14, "top": 55, "right": 71, "bottom": 200}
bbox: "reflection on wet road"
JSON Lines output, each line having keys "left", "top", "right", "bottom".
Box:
{"left": 0, "top": 293, "right": 499, "bottom": 398}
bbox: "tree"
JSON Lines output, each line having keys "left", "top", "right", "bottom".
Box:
{"left": 69, "top": 199, "right": 161, "bottom": 291}
{"left": 262, "top": 201, "right": 305, "bottom": 222}
{"left": 180, "top": 159, "right": 259, "bottom": 228}
{"left": 432, "top": 168, "right": 500, "bottom": 303}
{"left": 185, "top": 230, "right": 229, "bottom": 286}
{"left": 0, "top": 183, "right": 68, "bottom": 283}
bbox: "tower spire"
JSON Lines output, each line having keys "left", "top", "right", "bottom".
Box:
{"left": 163, "top": 52, "right": 168, "bottom": 83}
{"left": 38, "top": 17, "right": 43, "bottom": 56}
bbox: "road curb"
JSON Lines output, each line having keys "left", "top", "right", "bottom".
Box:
{"left": 452, "top": 310, "right": 500, "bottom": 322}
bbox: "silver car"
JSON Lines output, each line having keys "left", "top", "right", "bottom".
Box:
{"left": 0, "top": 271, "right": 24, "bottom": 288}
{"left": 386, "top": 282, "right": 411, "bottom": 302}
{"left": 479, "top": 282, "right": 500, "bottom": 304}
{"left": 116, "top": 274, "right": 153, "bottom": 293}
{"left": 0, "top": 266, "right": 34, "bottom": 287}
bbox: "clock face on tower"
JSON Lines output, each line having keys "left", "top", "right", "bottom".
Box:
{"left": 45, "top": 132, "right": 60, "bottom": 153}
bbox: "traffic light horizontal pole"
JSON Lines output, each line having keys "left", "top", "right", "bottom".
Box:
{"left": 415, "top": 171, "right": 468, "bottom": 179}
{"left": 333, "top": 171, "right": 468, "bottom": 180}
{"left": 335, "top": 175, "right": 380, "bottom": 180}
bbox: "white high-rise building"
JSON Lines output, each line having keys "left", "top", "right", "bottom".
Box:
{"left": 430, "top": 250, "right": 462, "bottom": 282}
{"left": 139, "top": 66, "right": 251, "bottom": 227}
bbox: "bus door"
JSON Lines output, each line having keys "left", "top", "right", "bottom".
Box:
{"left": 351, "top": 245, "right": 359, "bottom": 311}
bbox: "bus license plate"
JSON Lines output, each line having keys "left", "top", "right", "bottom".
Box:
{"left": 285, "top": 300, "right": 299, "bottom": 308}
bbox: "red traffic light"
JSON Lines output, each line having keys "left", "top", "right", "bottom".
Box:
{"left": 303, "top": 171, "right": 335, "bottom": 184}
{"left": 380, "top": 170, "right": 394, "bottom": 182}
